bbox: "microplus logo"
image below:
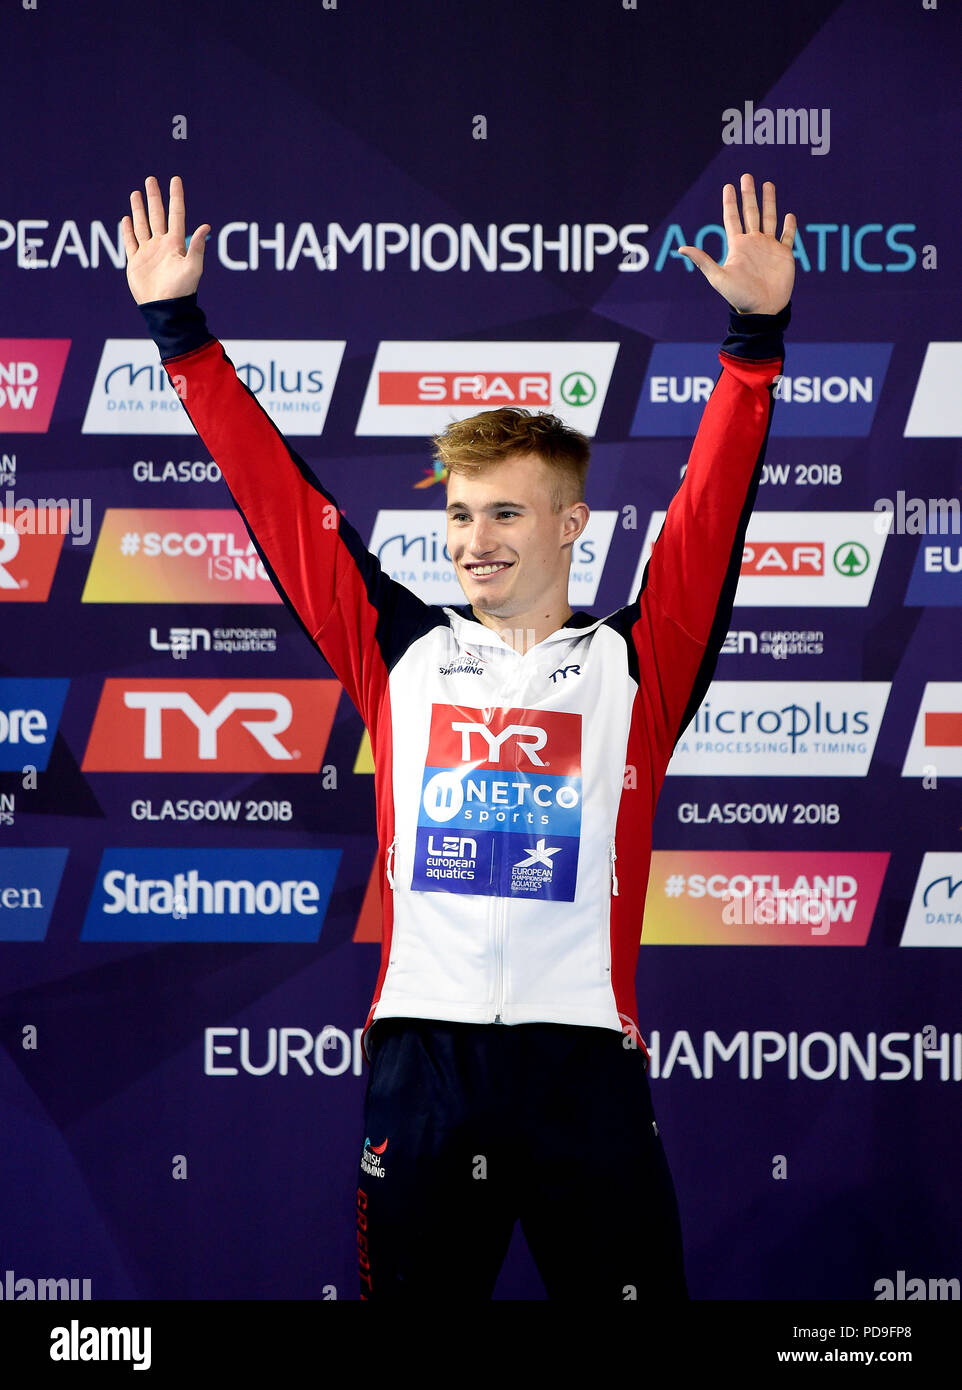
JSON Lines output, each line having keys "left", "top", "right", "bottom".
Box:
{"left": 631, "top": 344, "right": 891, "bottom": 437}
{"left": 81, "top": 849, "right": 341, "bottom": 942}
{"left": 368, "top": 508, "right": 616, "bottom": 605}
{"left": 900, "top": 854, "right": 962, "bottom": 947}
{"left": 667, "top": 681, "right": 891, "bottom": 777}
{"left": 82, "top": 339, "right": 345, "bottom": 436}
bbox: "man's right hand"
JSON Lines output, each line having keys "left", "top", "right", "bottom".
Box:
{"left": 121, "top": 175, "right": 211, "bottom": 305}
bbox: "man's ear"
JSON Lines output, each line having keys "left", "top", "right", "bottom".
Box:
{"left": 562, "top": 501, "right": 590, "bottom": 546}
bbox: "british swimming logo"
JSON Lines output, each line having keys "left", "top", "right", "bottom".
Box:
{"left": 361, "top": 1137, "right": 388, "bottom": 1179}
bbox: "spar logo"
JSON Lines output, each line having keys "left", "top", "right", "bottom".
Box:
{"left": 368, "top": 508, "right": 617, "bottom": 605}
{"left": 82, "top": 509, "right": 282, "bottom": 603}
{"left": 360, "top": 1137, "right": 388, "bottom": 1179}
{"left": 0, "top": 848, "right": 69, "bottom": 942}
{"left": 901, "top": 854, "right": 962, "bottom": 947}
{"left": 902, "top": 684, "right": 962, "bottom": 778}
{"left": 0, "top": 340, "right": 70, "bottom": 433}
{"left": 80, "top": 848, "right": 341, "bottom": 942}
{"left": 631, "top": 343, "right": 892, "bottom": 437}
{"left": 667, "top": 681, "right": 891, "bottom": 777}
{"left": 82, "top": 339, "right": 345, "bottom": 436}
{"left": 0, "top": 678, "right": 69, "bottom": 771}
{"left": 0, "top": 516, "right": 65, "bottom": 601}
{"left": 642, "top": 850, "right": 888, "bottom": 946}
{"left": 357, "top": 341, "right": 618, "bottom": 436}
{"left": 82, "top": 679, "right": 341, "bottom": 772}
{"left": 413, "top": 704, "right": 582, "bottom": 900}
{"left": 629, "top": 512, "right": 886, "bottom": 609}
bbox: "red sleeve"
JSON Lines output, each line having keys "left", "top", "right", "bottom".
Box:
{"left": 153, "top": 331, "right": 438, "bottom": 730}
{"left": 625, "top": 318, "right": 786, "bottom": 779}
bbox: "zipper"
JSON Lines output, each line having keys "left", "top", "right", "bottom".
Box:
{"left": 600, "top": 838, "right": 618, "bottom": 978}
{"left": 385, "top": 834, "right": 397, "bottom": 890}
{"left": 493, "top": 886, "right": 506, "bottom": 1022}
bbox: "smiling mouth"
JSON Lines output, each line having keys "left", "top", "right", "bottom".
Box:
{"left": 463, "top": 561, "right": 513, "bottom": 577}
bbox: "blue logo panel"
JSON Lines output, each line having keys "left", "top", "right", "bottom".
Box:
{"left": 0, "top": 848, "right": 68, "bottom": 940}
{"left": 631, "top": 343, "right": 892, "bottom": 437}
{"left": 81, "top": 848, "right": 341, "bottom": 942}
{"left": 906, "top": 541, "right": 962, "bottom": 606}
{"left": 414, "top": 765, "right": 582, "bottom": 899}
{"left": 0, "top": 679, "right": 70, "bottom": 771}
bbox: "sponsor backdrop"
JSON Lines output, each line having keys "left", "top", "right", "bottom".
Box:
{"left": 1, "top": 0, "right": 960, "bottom": 1302}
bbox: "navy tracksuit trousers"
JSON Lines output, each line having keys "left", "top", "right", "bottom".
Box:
{"left": 356, "top": 1017, "right": 688, "bottom": 1300}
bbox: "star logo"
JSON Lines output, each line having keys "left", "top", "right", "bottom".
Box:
{"left": 514, "top": 839, "right": 562, "bottom": 869}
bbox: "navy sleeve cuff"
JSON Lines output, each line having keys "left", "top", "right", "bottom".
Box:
{"left": 138, "top": 293, "right": 214, "bottom": 362}
{"left": 721, "top": 302, "right": 791, "bottom": 361}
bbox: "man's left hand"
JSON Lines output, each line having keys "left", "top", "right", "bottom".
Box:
{"left": 678, "top": 174, "right": 796, "bottom": 315}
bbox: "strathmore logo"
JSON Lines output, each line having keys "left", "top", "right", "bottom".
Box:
{"left": 356, "top": 341, "right": 618, "bottom": 436}
{"left": 82, "top": 339, "right": 345, "bottom": 436}
{"left": 629, "top": 512, "right": 887, "bottom": 609}
{"left": 81, "top": 679, "right": 341, "bottom": 772}
{"left": 0, "top": 340, "right": 71, "bottom": 433}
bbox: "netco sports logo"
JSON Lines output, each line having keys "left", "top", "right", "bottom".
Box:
{"left": 414, "top": 704, "right": 583, "bottom": 900}
{"left": 643, "top": 851, "right": 888, "bottom": 946}
{"left": 81, "top": 339, "right": 345, "bottom": 436}
{"left": 629, "top": 512, "right": 887, "bottom": 609}
{"left": 82, "top": 509, "right": 281, "bottom": 603}
{"left": 356, "top": 341, "right": 618, "bottom": 436}
{"left": 82, "top": 679, "right": 340, "bottom": 772}
{"left": 631, "top": 343, "right": 892, "bottom": 437}
{"left": 0, "top": 678, "right": 69, "bottom": 770}
{"left": 80, "top": 848, "right": 341, "bottom": 942}
{"left": 0, "top": 340, "right": 70, "bottom": 433}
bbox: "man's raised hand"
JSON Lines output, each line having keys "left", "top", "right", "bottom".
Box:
{"left": 678, "top": 174, "right": 796, "bottom": 316}
{"left": 121, "top": 175, "right": 211, "bottom": 305}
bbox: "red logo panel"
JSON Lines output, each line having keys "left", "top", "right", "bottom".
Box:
{"left": 425, "top": 705, "right": 581, "bottom": 774}
{"left": 83, "top": 678, "right": 341, "bottom": 772}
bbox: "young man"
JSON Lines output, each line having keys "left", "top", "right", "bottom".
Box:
{"left": 123, "top": 173, "right": 795, "bottom": 1300}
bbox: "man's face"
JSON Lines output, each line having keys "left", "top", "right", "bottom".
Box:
{"left": 445, "top": 451, "right": 586, "bottom": 620}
